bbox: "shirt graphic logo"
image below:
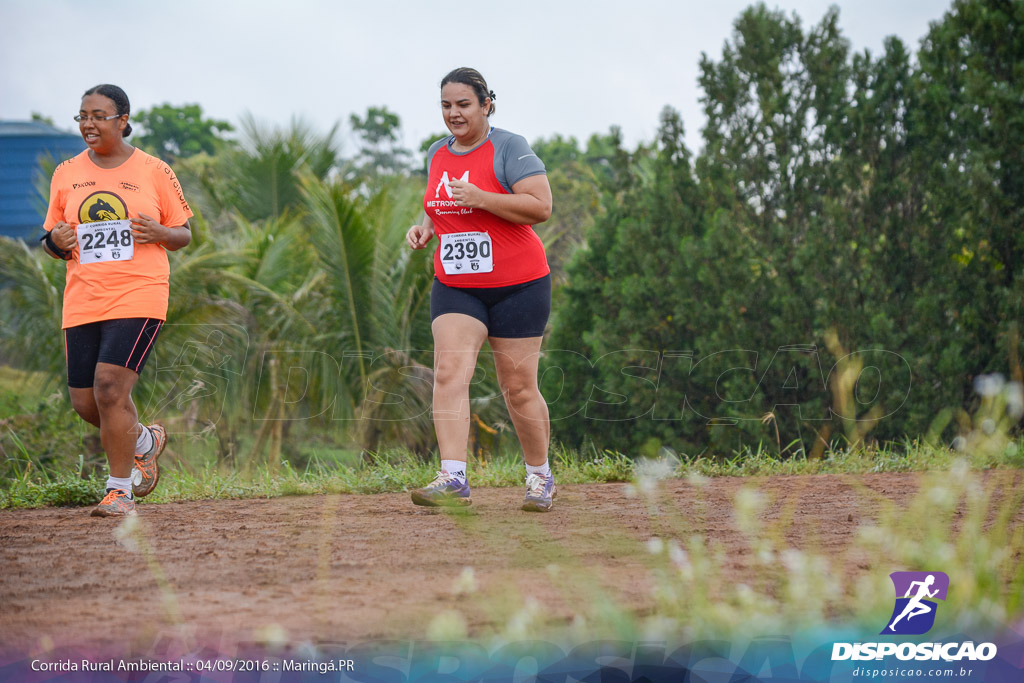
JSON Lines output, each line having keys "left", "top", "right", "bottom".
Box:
{"left": 882, "top": 571, "right": 949, "bottom": 635}
{"left": 78, "top": 191, "right": 128, "bottom": 223}
{"left": 435, "top": 171, "right": 469, "bottom": 199}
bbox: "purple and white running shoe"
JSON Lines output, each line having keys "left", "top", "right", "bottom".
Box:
{"left": 522, "top": 473, "right": 556, "bottom": 512}
{"left": 411, "top": 471, "right": 472, "bottom": 507}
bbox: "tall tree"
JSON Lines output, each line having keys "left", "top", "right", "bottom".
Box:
{"left": 209, "top": 115, "right": 341, "bottom": 221}
{"left": 347, "top": 106, "right": 412, "bottom": 180}
{"left": 530, "top": 135, "right": 604, "bottom": 286}
{"left": 912, "top": 0, "right": 1024, "bottom": 401}
{"left": 134, "top": 103, "right": 234, "bottom": 161}
{"left": 549, "top": 4, "right": 932, "bottom": 455}
{"left": 546, "top": 110, "right": 705, "bottom": 453}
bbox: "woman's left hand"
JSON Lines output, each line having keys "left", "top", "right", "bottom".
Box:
{"left": 131, "top": 213, "right": 169, "bottom": 244}
{"left": 447, "top": 179, "right": 487, "bottom": 210}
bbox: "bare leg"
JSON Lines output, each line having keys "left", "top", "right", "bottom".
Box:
{"left": 906, "top": 604, "right": 932, "bottom": 621}
{"left": 431, "top": 314, "right": 488, "bottom": 464}
{"left": 490, "top": 336, "right": 549, "bottom": 467}
{"left": 92, "top": 363, "right": 142, "bottom": 479}
{"left": 890, "top": 601, "right": 924, "bottom": 630}
{"left": 69, "top": 387, "right": 101, "bottom": 428}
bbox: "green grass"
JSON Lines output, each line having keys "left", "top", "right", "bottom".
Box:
{"left": 0, "top": 444, "right": 632, "bottom": 509}
{"left": 2, "top": 360, "right": 1022, "bottom": 510}
{"left": 2, "top": 435, "right": 1021, "bottom": 510}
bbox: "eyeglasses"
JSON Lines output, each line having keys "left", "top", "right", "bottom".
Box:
{"left": 74, "top": 114, "right": 123, "bottom": 123}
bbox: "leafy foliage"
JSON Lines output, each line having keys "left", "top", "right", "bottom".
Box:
{"left": 209, "top": 115, "right": 341, "bottom": 221}
{"left": 3, "top": 0, "right": 1021, "bottom": 469}
{"left": 547, "top": 0, "right": 1024, "bottom": 456}
{"left": 347, "top": 105, "right": 412, "bottom": 179}
{"left": 134, "top": 103, "right": 234, "bottom": 161}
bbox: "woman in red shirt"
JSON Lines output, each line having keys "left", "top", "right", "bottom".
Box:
{"left": 407, "top": 68, "right": 556, "bottom": 511}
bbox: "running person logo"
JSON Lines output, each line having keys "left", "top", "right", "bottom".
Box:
{"left": 78, "top": 191, "right": 128, "bottom": 223}
{"left": 882, "top": 571, "right": 949, "bottom": 635}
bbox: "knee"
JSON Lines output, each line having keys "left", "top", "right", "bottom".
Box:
{"left": 70, "top": 393, "right": 97, "bottom": 421}
{"left": 93, "top": 375, "right": 129, "bottom": 410}
{"left": 433, "top": 360, "right": 473, "bottom": 393}
{"left": 502, "top": 376, "right": 538, "bottom": 409}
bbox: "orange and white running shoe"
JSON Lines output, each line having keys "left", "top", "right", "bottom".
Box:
{"left": 91, "top": 489, "right": 137, "bottom": 517}
{"left": 132, "top": 424, "right": 167, "bottom": 498}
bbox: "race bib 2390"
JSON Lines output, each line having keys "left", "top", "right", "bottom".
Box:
{"left": 439, "top": 231, "right": 493, "bottom": 275}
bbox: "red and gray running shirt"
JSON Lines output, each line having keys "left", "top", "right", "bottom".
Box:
{"left": 424, "top": 127, "right": 550, "bottom": 287}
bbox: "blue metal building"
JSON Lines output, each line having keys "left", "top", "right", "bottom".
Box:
{"left": 0, "top": 121, "right": 85, "bottom": 240}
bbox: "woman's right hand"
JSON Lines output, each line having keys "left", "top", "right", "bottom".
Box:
{"left": 406, "top": 224, "right": 434, "bottom": 250}
{"left": 51, "top": 221, "right": 76, "bottom": 252}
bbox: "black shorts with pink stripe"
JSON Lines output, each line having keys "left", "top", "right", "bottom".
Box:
{"left": 64, "top": 318, "right": 164, "bottom": 388}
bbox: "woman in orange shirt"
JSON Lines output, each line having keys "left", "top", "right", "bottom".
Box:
{"left": 42, "top": 84, "right": 193, "bottom": 517}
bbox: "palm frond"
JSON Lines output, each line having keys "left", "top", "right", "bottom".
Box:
{"left": 0, "top": 238, "right": 66, "bottom": 377}
{"left": 299, "top": 172, "right": 378, "bottom": 407}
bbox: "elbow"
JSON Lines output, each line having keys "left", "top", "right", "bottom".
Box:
{"left": 165, "top": 230, "right": 192, "bottom": 251}
{"left": 534, "top": 201, "right": 552, "bottom": 224}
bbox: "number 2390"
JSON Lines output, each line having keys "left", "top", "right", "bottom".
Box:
{"left": 442, "top": 240, "right": 490, "bottom": 261}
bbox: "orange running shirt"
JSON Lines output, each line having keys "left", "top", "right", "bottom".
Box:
{"left": 44, "top": 148, "right": 193, "bottom": 329}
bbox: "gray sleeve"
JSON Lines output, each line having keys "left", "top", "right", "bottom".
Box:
{"left": 492, "top": 130, "right": 546, "bottom": 193}
{"left": 424, "top": 138, "right": 448, "bottom": 172}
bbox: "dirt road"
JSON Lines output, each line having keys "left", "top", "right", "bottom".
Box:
{"left": 0, "top": 472, "right": 1018, "bottom": 657}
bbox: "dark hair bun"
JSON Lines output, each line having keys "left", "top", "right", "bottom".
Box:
{"left": 441, "top": 68, "right": 496, "bottom": 117}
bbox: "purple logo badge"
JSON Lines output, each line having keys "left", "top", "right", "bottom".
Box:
{"left": 882, "top": 571, "right": 949, "bottom": 635}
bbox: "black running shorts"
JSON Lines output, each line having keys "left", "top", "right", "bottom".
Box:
{"left": 64, "top": 318, "right": 164, "bottom": 388}
{"left": 430, "top": 274, "right": 551, "bottom": 338}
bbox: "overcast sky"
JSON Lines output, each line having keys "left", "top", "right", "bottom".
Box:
{"left": 3, "top": 0, "right": 952, "bottom": 158}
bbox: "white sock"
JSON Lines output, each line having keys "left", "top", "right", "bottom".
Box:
{"left": 526, "top": 461, "right": 551, "bottom": 479}
{"left": 135, "top": 424, "right": 154, "bottom": 456}
{"left": 106, "top": 476, "right": 134, "bottom": 497}
{"left": 441, "top": 459, "right": 467, "bottom": 482}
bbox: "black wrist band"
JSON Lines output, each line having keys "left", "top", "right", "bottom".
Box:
{"left": 40, "top": 231, "right": 71, "bottom": 260}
